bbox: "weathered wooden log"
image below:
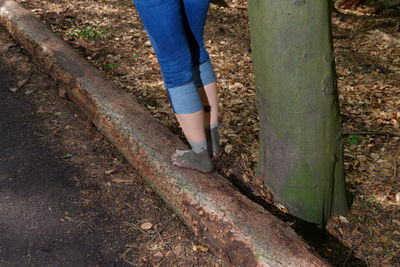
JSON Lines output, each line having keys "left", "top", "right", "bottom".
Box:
{"left": 0, "top": 1, "right": 330, "bottom": 266}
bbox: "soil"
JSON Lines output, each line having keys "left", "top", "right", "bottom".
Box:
{"left": 3, "top": 0, "right": 400, "bottom": 266}
{"left": 0, "top": 25, "right": 221, "bottom": 266}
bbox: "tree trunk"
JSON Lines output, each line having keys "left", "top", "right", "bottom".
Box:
{"left": 248, "top": 0, "right": 350, "bottom": 225}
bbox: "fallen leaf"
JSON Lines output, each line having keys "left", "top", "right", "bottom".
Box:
{"left": 58, "top": 89, "right": 67, "bottom": 98}
{"left": 370, "top": 153, "right": 380, "bottom": 161}
{"left": 193, "top": 245, "right": 209, "bottom": 252}
{"left": 224, "top": 144, "right": 233, "bottom": 154}
{"left": 153, "top": 251, "right": 163, "bottom": 258}
{"left": 372, "top": 103, "right": 381, "bottom": 109}
{"left": 275, "top": 203, "right": 288, "bottom": 213}
{"left": 17, "top": 79, "right": 28, "bottom": 88}
{"left": 338, "top": 215, "right": 350, "bottom": 224}
{"left": 148, "top": 244, "right": 158, "bottom": 251}
{"left": 105, "top": 169, "right": 116, "bottom": 175}
{"left": 37, "top": 106, "right": 46, "bottom": 113}
{"left": 9, "top": 87, "right": 18, "bottom": 93}
{"left": 173, "top": 245, "right": 182, "bottom": 254}
{"left": 61, "top": 153, "right": 73, "bottom": 159}
{"left": 141, "top": 222, "right": 153, "bottom": 230}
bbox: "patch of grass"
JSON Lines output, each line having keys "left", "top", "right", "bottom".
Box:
{"left": 69, "top": 26, "right": 111, "bottom": 40}
{"left": 210, "top": 4, "right": 221, "bottom": 9}
{"left": 61, "top": 153, "right": 73, "bottom": 159}
{"left": 106, "top": 64, "right": 117, "bottom": 70}
{"left": 345, "top": 134, "right": 368, "bottom": 145}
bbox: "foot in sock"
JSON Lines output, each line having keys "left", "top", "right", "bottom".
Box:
{"left": 206, "top": 123, "right": 220, "bottom": 157}
{"left": 171, "top": 149, "right": 214, "bottom": 173}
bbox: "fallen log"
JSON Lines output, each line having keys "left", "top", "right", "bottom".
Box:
{"left": 0, "top": 1, "right": 330, "bottom": 266}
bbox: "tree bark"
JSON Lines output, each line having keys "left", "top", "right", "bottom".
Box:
{"left": 248, "top": 0, "right": 350, "bottom": 225}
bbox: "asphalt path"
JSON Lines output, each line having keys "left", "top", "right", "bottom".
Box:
{"left": 0, "top": 27, "right": 126, "bottom": 267}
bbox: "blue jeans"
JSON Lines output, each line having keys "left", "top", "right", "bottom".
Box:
{"left": 133, "top": 0, "right": 216, "bottom": 114}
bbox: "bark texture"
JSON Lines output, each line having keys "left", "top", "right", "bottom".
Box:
{"left": 0, "top": 1, "right": 330, "bottom": 265}
{"left": 248, "top": 0, "right": 350, "bottom": 225}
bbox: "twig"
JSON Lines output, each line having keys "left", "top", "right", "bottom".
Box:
{"left": 67, "top": 113, "right": 77, "bottom": 121}
{"left": 159, "top": 234, "right": 179, "bottom": 240}
{"left": 112, "top": 179, "right": 134, "bottom": 183}
{"left": 149, "top": 216, "right": 175, "bottom": 240}
{"left": 394, "top": 150, "right": 399, "bottom": 179}
{"left": 177, "top": 249, "right": 194, "bottom": 260}
{"left": 123, "top": 259, "right": 135, "bottom": 266}
{"left": 120, "top": 247, "right": 131, "bottom": 259}
{"left": 27, "top": 249, "right": 32, "bottom": 265}
{"left": 158, "top": 247, "right": 193, "bottom": 266}
{"left": 137, "top": 249, "right": 154, "bottom": 264}
{"left": 342, "top": 248, "right": 353, "bottom": 267}
{"left": 131, "top": 216, "right": 174, "bottom": 241}
{"left": 129, "top": 221, "right": 152, "bottom": 237}
{"left": 343, "top": 131, "right": 400, "bottom": 137}
{"left": 158, "top": 231, "right": 177, "bottom": 260}
{"left": 362, "top": 254, "right": 370, "bottom": 267}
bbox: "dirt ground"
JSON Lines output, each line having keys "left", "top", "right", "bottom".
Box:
{"left": 0, "top": 25, "right": 222, "bottom": 266}
{"left": 5, "top": 0, "right": 400, "bottom": 266}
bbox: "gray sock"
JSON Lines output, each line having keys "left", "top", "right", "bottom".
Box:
{"left": 189, "top": 139, "right": 208, "bottom": 153}
{"left": 206, "top": 123, "right": 220, "bottom": 157}
{"left": 172, "top": 149, "right": 214, "bottom": 173}
{"left": 171, "top": 139, "right": 213, "bottom": 172}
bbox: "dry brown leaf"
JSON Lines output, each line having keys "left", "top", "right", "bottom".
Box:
{"left": 105, "top": 169, "right": 116, "bottom": 175}
{"left": 338, "top": 215, "right": 350, "bottom": 224}
{"left": 153, "top": 251, "right": 163, "bottom": 258}
{"left": 193, "top": 245, "right": 209, "bottom": 252}
{"left": 140, "top": 222, "right": 153, "bottom": 230}
{"left": 224, "top": 144, "right": 233, "bottom": 154}
{"left": 17, "top": 78, "right": 29, "bottom": 88}
{"left": 58, "top": 88, "right": 66, "bottom": 98}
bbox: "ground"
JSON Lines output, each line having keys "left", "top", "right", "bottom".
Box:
{"left": 3, "top": 0, "right": 400, "bottom": 266}
{"left": 0, "top": 26, "right": 221, "bottom": 266}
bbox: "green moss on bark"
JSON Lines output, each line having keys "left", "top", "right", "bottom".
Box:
{"left": 248, "top": 0, "right": 350, "bottom": 224}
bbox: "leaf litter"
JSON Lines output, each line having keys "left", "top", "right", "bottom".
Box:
{"left": 15, "top": 0, "right": 400, "bottom": 265}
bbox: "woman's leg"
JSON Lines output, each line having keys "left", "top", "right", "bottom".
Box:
{"left": 133, "top": 0, "right": 213, "bottom": 171}
{"left": 200, "top": 82, "right": 220, "bottom": 157}
{"left": 182, "top": 0, "right": 220, "bottom": 156}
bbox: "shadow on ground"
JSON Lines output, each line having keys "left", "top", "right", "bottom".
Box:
{"left": 0, "top": 56, "right": 125, "bottom": 266}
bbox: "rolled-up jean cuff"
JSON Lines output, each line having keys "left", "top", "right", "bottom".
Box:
{"left": 192, "top": 60, "right": 217, "bottom": 88}
{"left": 166, "top": 81, "right": 203, "bottom": 114}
